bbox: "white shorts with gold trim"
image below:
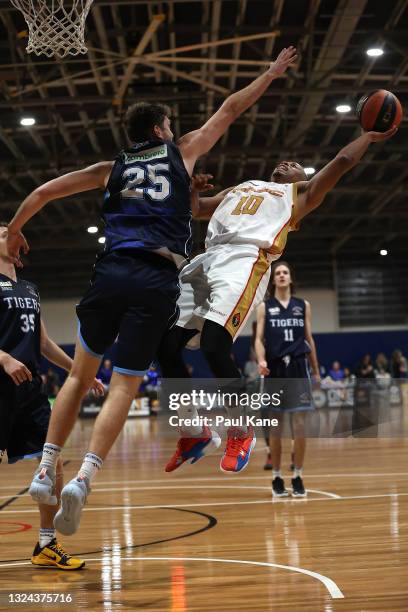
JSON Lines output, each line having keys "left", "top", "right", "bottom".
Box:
{"left": 177, "top": 244, "right": 272, "bottom": 342}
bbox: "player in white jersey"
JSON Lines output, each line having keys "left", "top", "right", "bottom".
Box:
{"left": 158, "top": 125, "right": 397, "bottom": 474}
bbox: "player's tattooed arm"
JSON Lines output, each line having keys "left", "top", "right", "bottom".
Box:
{"left": 304, "top": 301, "right": 320, "bottom": 382}
{"left": 255, "top": 302, "right": 270, "bottom": 376}
{"left": 178, "top": 46, "right": 297, "bottom": 175}
{"left": 7, "top": 161, "right": 114, "bottom": 265}
{"left": 0, "top": 350, "right": 32, "bottom": 385}
{"left": 40, "top": 319, "right": 105, "bottom": 396}
{"left": 293, "top": 126, "right": 398, "bottom": 224}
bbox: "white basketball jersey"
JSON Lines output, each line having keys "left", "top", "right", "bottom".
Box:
{"left": 205, "top": 180, "right": 298, "bottom": 256}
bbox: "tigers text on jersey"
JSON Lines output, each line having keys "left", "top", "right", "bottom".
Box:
{"left": 264, "top": 296, "right": 310, "bottom": 360}
{"left": 205, "top": 180, "right": 298, "bottom": 256}
{"left": 0, "top": 273, "right": 41, "bottom": 374}
{"left": 102, "top": 139, "right": 192, "bottom": 260}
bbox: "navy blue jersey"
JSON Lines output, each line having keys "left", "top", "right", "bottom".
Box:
{"left": 0, "top": 273, "right": 41, "bottom": 374}
{"left": 102, "top": 139, "right": 192, "bottom": 258}
{"left": 264, "top": 296, "right": 310, "bottom": 360}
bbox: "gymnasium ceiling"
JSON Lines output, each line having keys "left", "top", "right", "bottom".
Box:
{"left": 0, "top": 0, "right": 407, "bottom": 297}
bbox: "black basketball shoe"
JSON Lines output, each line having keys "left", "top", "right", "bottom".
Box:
{"left": 291, "top": 476, "right": 307, "bottom": 498}
{"left": 272, "top": 476, "right": 289, "bottom": 497}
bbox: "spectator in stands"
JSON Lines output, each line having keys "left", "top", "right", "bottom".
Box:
{"left": 98, "top": 359, "right": 113, "bottom": 387}
{"left": 45, "top": 367, "right": 60, "bottom": 397}
{"left": 375, "top": 352, "right": 389, "bottom": 373}
{"left": 329, "top": 361, "right": 345, "bottom": 381}
{"left": 391, "top": 349, "right": 408, "bottom": 379}
{"left": 343, "top": 367, "right": 355, "bottom": 385}
{"left": 355, "top": 354, "right": 375, "bottom": 379}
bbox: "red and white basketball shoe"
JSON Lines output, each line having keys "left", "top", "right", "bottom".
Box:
{"left": 220, "top": 425, "right": 256, "bottom": 473}
{"left": 165, "top": 426, "right": 221, "bottom": 472}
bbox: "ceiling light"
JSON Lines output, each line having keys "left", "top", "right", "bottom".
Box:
{"left": 87, "top": 226, "right": 98, "bottom": 234}
{"left": 98, "top": 236, "right": 106, "bottom": 244}
{"left": 380, "top": 249, "right": 388, "bottom": 256}
{"left": 20, "top": 117, "right": 36, "bottom": 126}
{"left": 366, "top": 48, "right": 384, "bottom": 57}
{"left": 336, "top": 104, "right": 351, "bottom": 113}
{"left": 304, "top": 167, "right": 316, "bottom": 176}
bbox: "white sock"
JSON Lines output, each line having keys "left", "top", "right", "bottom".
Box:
{"left": 78, "top": 453, "right": 103, "bottom": 483}
{"left": 40, "top": 443, "right": 61, "bottom": 471}
{"left": 39, "top": 528, "right": 55, "bottom": 548}
{"left": 177, "top": 405, "right": 203, "bottom": 436}
{"left": 272, "top": 469, "right": 282, "bottom": 478}
{"left": 294, "top": 467, "right": 303, "bottom": 478}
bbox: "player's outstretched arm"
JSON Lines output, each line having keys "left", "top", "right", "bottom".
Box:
{"left": 191, "top": 174, "right": 233, "bottom": 219}
{"left": 40, "top": 319, "right": 105, "bottom": 396}
{"left": 178, "top": 46, "right": 297, "bottom": 175}
{"left": 7, "top": 161, "right": 114, "bottom": 266}
{"left": 293, "top": 126, "right": 398, "bottom": 224}
{"left": 255, "top": 302, "right": 270, "bottom": 376}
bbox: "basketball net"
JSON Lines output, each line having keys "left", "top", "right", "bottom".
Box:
{"left": 11, "top": 0, "right": 94, "bottom": 58}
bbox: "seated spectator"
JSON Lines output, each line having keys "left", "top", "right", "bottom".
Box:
{"left": 391, "top": 349, "right": 408, "bottom": 379}
{"left": 329, "top": 361, "right": 345, "bottom": 381}
{"left": 98, "top": 358, "right": 113, "bottom": 387}
{"left": 355, "top": 354, "right": 375, "bottom": 379}
{"left": 343, "top": 367, "right": 356, "bottom": 385}
{"left": 375, "top": 352, "right": 389, "bottom": 373}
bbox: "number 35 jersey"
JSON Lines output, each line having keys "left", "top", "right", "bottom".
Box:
{"left": 205, "top": 180, "right": 299, "bottom": 257}
{"left": 102, "top": 139, "right": 192, "bottom": 260}
{"left": 0, "top": 274, "right": 41, "bottom": 374}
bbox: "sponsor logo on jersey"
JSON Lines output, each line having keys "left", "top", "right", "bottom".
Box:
{"left": 0, "top": 281, "right": 12, "bottom": 290}
{"left": 292, "top": 306, "right": 303, "bottom": 316}
{"left": 232, "top": 312, "right": 241, "bottom": 327}
{"left": 268, "top": 307, "right": 280, "bottom": 316}
{"left": 123, "top": 144, "right": 168, "bottom": 164}
{"left": 209, "top": 306, "right": 227, "bottom": 317}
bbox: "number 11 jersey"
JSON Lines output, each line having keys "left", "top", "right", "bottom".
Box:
{"left": 0, "top": 273, "right": 41, "bottom": 374}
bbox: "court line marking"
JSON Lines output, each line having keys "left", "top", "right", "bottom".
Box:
{"left": 0, "top": 555, "right": 344, "bottom": 599}
{"left": 1, "top": 471, "right": 408, "bottom": 491}
{"left": 0, "top": 485, "right": 340, "bottom": 501}
{"left": 3, "top": 490, "right": 408, "bottom": 514}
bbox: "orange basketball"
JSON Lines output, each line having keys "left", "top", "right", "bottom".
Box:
{"left": 356, "top": 89, "right": 403, "bottom": 132}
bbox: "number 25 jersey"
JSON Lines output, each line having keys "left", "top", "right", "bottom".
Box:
{"left": 102, "top": 139, "right": 192, "bottom": 260}
{"left": 0, "top": 274, "right": 41, "bottom": 374}
{"left": 205, "top": 180, "right": 299, "bottom": 257}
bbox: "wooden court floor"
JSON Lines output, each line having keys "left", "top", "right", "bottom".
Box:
{"left": 1, "top": 418, "right": 408, "bottom": 611}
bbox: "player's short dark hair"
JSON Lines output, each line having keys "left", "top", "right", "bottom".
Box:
{"left": 270, "top": 260, "right": 296, "bottom": 294}
{"left": 124, "top": 102, "right": 171, "bottom": 141}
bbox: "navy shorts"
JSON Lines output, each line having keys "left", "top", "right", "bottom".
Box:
{"left": 265, "top": 354, "right": 313, "bottom": 413}
{"left": 76, "top": 249, "right": 180, "bottom": 376}
{"left": 0, "top": 375, "right": 51, "bottom": 464}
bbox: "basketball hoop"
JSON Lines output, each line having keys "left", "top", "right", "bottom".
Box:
{"left": 10, "top": 0, "right": 94, "bottom": 58}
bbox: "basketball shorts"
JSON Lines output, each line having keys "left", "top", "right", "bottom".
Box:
{"left": 0, "top": 374, "right": 51, "bottom": 464}
{"left": 76, "top": 249, "right": 180, "bottom": 375}
{"left": 264, "top": 354, "right": 314, "bottom": 413}
{"left": 177, "top": 244, "right": 271, "bottom": 342}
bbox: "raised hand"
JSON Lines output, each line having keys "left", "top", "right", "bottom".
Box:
{"left": 192, "top": 173, "right": 214, "bottom": 193}
{"left": 366, "top": 126, "right": 398, "bottom": 142}
{"left": 7, "top": 229, "right": 29, "bottom": 268}
{"left": 268, "top": 46, "right": 298, "bottom": 77}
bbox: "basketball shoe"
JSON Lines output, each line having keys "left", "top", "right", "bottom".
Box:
{"left": 165, "top": 426, "right": 221, "bottom": 472}
{"left": 54, "top": 476, "right": 90, "bottom": 536}
{"left": 29, "top": 466, "right": 57, "bottom": 505}
{"left": 220, "top": 426, "right": 256, "bottom": 473}
{"left": 291, "top": 476, "right": 307, "bottom": 497}
{"left": 272, "top": 476, "right": 289, "bottom": 497}
{"left": 31, "top": 538, "right": 85, "bottom": 570}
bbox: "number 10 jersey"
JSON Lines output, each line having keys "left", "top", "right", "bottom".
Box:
{"left": 206, "top": 180, "right": 299, "bottom": 256}
{"left": 0, "top": 273, "right": 41, "bottom": 375}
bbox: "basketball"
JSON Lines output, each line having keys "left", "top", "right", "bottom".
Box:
{"left": 357, "top": 89, "right": 403, "bottom": 132}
